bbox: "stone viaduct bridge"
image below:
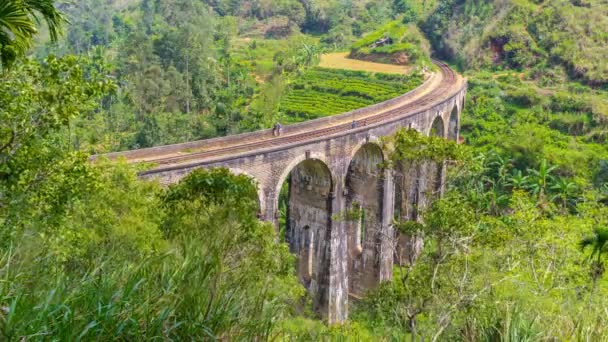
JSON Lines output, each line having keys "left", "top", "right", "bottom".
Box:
{"left": 101, "top": 61, "right": 467, "bottom": 323}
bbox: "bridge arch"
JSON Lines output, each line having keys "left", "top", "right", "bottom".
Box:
{"left": 395, "top": 112, "right": 448, "bottom": 267}
{"left": 344, "top": 142, "right": 385, "bottom": 296}
{"left": 344, "top": 136, "right": 388, "bottom": 176}
{"left": 427, "top": 115, "right": 446, "bottom": 196}
{"left": 273, "top": 153, "right": 334, "bottom": 210}
{"left": 277, "top": 156, "right": 334, "bottom": 315}
{"left": 429, "top": 114, "right": 446, "bottom": 138}
{"left": 458, "top": 90, "right": 466, "bottom": 113}
{"left": 448, "top": 105, "right": 459, "bottom": 141}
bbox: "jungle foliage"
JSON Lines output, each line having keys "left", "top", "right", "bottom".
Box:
{"left": 2, "top": 0, "right": 608, "bottom": 340}
{"left": 421, "top": 0, "right": 608, "bottom": 86}
{"left": 0, "top": 31, "right": 301, "bottom": 337}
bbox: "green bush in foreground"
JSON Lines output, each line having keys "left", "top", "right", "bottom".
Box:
{"left": 0, "top": 165, "right": 303, "bottom": 340}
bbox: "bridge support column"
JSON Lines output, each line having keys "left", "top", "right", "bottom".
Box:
{"left": 328, "top": 178, "right": 349, "bottom": 323}
{"left": 261, "top": 188, "right": 279, "bottom": 230}
{"left": 379, "top": 168, "right": 395, "bottom": 281}
{"left": 438, "top": 161, "right": 447, "bottom": 197}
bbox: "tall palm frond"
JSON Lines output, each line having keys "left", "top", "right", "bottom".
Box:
{"left": 550, "top": 178, "right": 578, "bottom": 208}
{"left": 526, "top": 159, "right": 557, "bottom": 200}
{"left": 0, "top": 0, "right": 35, "bottom": 67}
{"left": 579, "top": 226, "right": 608, "bottom": 263}
{"left": 23, "top": 0, "right": 63, "bottom": 42}
{"left": 0, "top": 1, "right": 36, "bottom": 42}
{"left": 508, "top": 169, "right": 528, "bottom": 190}
{"left": 0, "top": 0, "right": 64, "bottom": 68}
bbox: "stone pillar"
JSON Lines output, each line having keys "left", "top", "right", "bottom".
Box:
{"left": 438, "top": 161, "right": 447, "bottom": 197}
{"left": 379, "top": 168, "right": 395, "bottom": 281}
{"left": 328, "top": 177, "right": 349, "bottom": 323}
{"left": 262, "top": 187, "right": 279, "bottom": 230}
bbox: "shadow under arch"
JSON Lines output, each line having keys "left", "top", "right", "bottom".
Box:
{"left": 273, "top": 154, "right": 334, "bottom": 214}
{"left": 429, "top": 114, "right": 446, "bottom": 138}
{"left": 429, "top": 115, "right": 447, "bottom": 194}
{"left": 344, "top": 142, "right": 385, "bottom": 297}
{"left": 427, "top": 115, "right": 446, "bottom": 195}
{"left": 448, "top": 105, "right": 459, "bottom": 141}
{"left": 276, "top": 157, "right": 334, "bottom": 317}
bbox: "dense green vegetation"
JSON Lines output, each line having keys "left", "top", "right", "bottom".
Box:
{"left": 30, "top": 0, "right": 331, "bottom": 153}
{"left": 280, "top": 67, "right": 423, "bottom": 122}
{"left": 422, "top": 0, "right": 608, "bottom": 86}
{"left": 1, "top": 160, "right": 301, "bottom": 338}
{"left": 24, "top": 0, "right": 421, "bottom": 154}
{"left": 2, "top": 0, "right": 608, "bottom": 340}
{"left": 346, "top": 80, "right": 608, "bottom": 339}
{"left": 462, "top": 72, "right": 608, "bottom": 182}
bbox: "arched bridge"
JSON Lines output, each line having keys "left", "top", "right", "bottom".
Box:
{"left": 100, "top": 61, "right": 467, "bottom": 323}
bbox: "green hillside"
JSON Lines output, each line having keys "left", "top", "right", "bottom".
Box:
{"left": 422, "top": 0, "right": 608, "bottom": 85}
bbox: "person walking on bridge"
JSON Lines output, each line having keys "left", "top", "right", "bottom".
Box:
{"left": 274, "top": 123, "right": 283, "bottom": 136}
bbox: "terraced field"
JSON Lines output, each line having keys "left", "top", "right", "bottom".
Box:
{"left": 280, "top": 67, "right": 424, "bottom": 123}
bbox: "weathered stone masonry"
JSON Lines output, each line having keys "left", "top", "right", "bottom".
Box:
{"left": 99, "top": 63, "right": 466, "bottom": 323}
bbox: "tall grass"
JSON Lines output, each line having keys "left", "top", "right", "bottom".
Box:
{"left": 0, "top": 235, "right": 300, "bottom": 340}
{"left": 0, "top": 168, "right": 303, "bottom": 340}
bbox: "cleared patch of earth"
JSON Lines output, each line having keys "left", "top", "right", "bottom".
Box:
{"left": 319, "top": 52, "right": 411, "bottom": 75}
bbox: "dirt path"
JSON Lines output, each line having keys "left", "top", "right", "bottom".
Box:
{"left": 319, "top": 52, "right": 411, "bottom": 75}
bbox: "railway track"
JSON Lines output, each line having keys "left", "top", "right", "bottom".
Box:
{"left": 105, "top": 60, "right": 462, "bottom": 172}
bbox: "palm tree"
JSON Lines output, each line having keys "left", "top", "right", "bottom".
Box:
{"left": 487, "top": 152, "right": 512, "bottom": 187}
{"left": 0, "top": 0, "right": 63, "bottom": 69}
{"left": 580, "top": 227, "right": 608, "bottom": 263}
{"left": 293, "top": 43, "right": 320, "bottom": 71}
{"left": 526, "top": 159, "right": 557, "bottom": 202}
{"left": 579, "top": 226, "right": 608, "bottom": 291}
{"left": 550, "top": 178, "right": 578, "bottom": 210}
{"left": 484, "top": 180, "right": 509, "bottom": 215}
{"left": 508, "top": 169, "right": 528, "bottom": 190}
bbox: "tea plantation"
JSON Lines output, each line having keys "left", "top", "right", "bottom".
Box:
{"left": 280, "top": 67, "right": 424, "bottom": 122}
